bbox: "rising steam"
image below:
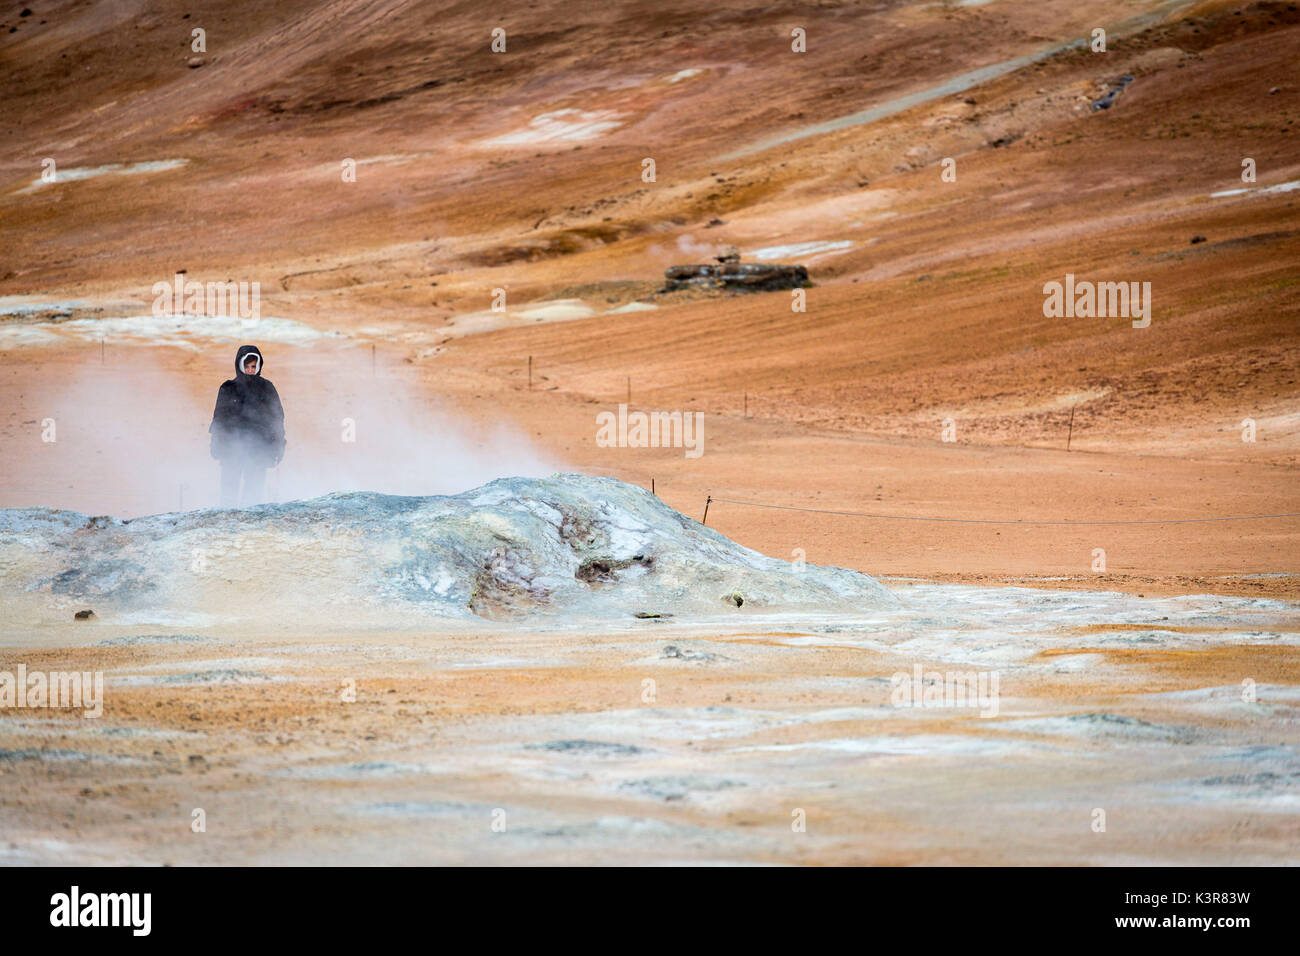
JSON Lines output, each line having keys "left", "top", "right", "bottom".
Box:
{"left": 25, "top": 344, "right": 558, "bottom": 517}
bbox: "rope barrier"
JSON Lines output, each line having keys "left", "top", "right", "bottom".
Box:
{"left": 702, "top": 495, "right": 1300, "bottom": 527}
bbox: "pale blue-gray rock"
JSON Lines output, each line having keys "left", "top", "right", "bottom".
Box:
{"left": 0, "top": 474, "right": 897, "bottom": 626}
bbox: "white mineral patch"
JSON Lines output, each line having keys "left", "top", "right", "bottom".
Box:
{"left": 516, "top": 300, "right": 597, "bottom": 321}
{"left": 486, "top": 109, "right": 623, "bottom": 146}
{"left": 448, "top": 299, "right": 598, "bottom": 334}
{"left": 15, "top": 159, "right": 188, "bottom": 194}
{"left": 747, "top": 240, "right": 853, "bottom": 261}
{"left": 731, "top": 735, "right": 1031, "bottom": 757}
{"left": 0, "top": 312, "right": 340, "bottom": 349}
{"left": 1211, "top": 179, "right": 1300, "bottom": 198}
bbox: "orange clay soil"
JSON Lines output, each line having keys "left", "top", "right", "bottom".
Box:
{"left": 2, "top": 0, "right": 1297, "bottom": 597}
{"left": 1, "top": 0, "right": 1298, "bottom": 867}
{"left": 0, "top": 617, "right": 1295, "bottom": 865}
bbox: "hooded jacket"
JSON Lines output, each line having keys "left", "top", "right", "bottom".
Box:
{"left": 209, "top": 344, "right": 286, "bottom": 465}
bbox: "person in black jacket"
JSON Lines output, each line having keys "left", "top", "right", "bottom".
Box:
{"left": 209, "top": 344, "right": 285, "bottom": 506}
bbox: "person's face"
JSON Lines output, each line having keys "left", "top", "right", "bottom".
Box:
{"left": 243, "top": 357, "right": 258, "bottom": 375}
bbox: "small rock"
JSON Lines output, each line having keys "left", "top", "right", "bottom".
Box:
{"left": 663, "top": 645, "right": 717, "bottom": 662}
{"left": 1269, "top": 87, "right": 1280, "bottom": 95}
{"left": 1190, "top": 235, "right": 1207, "bottom": 244}
{"left": 187, "top": 56, "right": 205, "bottom": 68}
{"left": 73, "top": 609, "right": 96, "bottom": 621}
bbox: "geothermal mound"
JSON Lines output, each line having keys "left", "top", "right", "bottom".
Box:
{"left": 0, "top": 474, "right": 896, "bottom": 626}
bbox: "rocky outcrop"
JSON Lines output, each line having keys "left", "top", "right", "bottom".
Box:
{"left": 663, "top": 261, "right": 810, "bottom": 293}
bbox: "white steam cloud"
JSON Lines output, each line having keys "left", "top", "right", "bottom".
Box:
{"left": 20, "top": 346, "right": 558, "bottom": 517}
{"left": 644, "top": 233, "right": 723, "bottom": 266}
